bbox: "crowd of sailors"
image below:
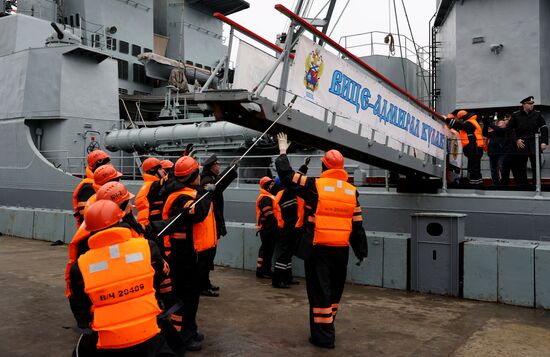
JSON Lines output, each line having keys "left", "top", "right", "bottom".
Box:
{"left": 67, "top": 133, "right": 368, "bottom": 356}
{"left": 445, "top": 96, "right": 548, "bottom": 188}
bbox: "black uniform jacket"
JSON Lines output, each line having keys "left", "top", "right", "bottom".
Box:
{"left": 200, "top": 165, "right": 238, "bottom": 238}
{"left": 275, "top": 154, "right": 368, "bottom": 260}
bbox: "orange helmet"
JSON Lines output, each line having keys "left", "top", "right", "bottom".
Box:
{"left": 87, "top": 150, "right": 110, "bottom": 171}
{"left": 457, "top": 110, "right": 468, "bottom": 119}
{"left": 160, "top": 159, "right": 174, "bottom": 169}
{"left": 142, "top": 157, "right": 162, "bottom": 173}
{"left": 96, "top": 182, "right": 134, "bottom": 205}
{"left": 259, "top": 176, "right": 273, "bottom": 189}
{"left": 84, "top": 200, "right": 124, "bottom": 232}
{"left": 93, "top": 164, "right": 122, "bottom": 186}
{"left": 321, "top": 149, "right": 344, "bottom": 169}
{"left": 446, "top": 113, "right": 455, "bottom": 119}
{"left": 175, "top": 156, "right": 200, "bottom": 177}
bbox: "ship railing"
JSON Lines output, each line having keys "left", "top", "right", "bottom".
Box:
{"left": 338, "top": 31, "right": 431, "bottom": 71}
{"left": 61, "top": 145, "right": 547, "bottom": 192}
{"left": 445, "top": 134, "right": 544, "bottom": 193}
{"left": 40, "top": 150, "right": 86, "bottom": 174}
{"left": 79, "top": 16, "right": 108, "bottom": 50}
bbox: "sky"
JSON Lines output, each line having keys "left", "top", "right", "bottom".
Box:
{"left": 226, "top": 0, "right": 437, "bottom": 58}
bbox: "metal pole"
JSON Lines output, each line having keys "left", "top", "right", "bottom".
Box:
{"left": 276, "top": 20, "right": 296, "bottom": 110}
{"left": 157, "top": 95, "right": 298, "bottom": 238}
{"left": 536, "top": 133, "right": 541, "bottom": 194}
{"left": 223, "top": 27, "right": 234, "bottom": 89}
{"left": 254, "top": 34, "right": 301, "bottom": 97}
{"left": 442, "top": 136, "right": 448, "bottom": 193}
{"left": 201, "top": 54, "right": 227, "bottom": 92}
{"left": 385, "top": 170, "right": 389, "bottom": 192}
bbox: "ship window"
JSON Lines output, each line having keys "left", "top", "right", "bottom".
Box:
{"left": 133, "top": 63, "right": 147, "bottom": 84}
{"left": 69, "top": 16, "right": 74, "bottom": 27}
{"left": 119, "top": 41, "right": 129, "bottom": 54}
{"left": 75, "top": 14, "right": 80, "bottom": 27}
{"left": 107, "top": 37, "right": 117, "bottom": 51}
{"left": 91, "top": 34, "right": 101, "bottom": 48}
{"left": 116, "top": 59, "right": 128, "bottom": 80}
{"left": 119, "top": 88, "right": 128, "bottom": 95}
{"left": 64, "top": 17, "right": 68, "bottom": 25}
{"left": 132, "top": 44, "right": 141, "bottom": 57}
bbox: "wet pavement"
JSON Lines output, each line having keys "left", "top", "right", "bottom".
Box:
{"left": 1, "top": 235, "right": 550, "bottom": 356}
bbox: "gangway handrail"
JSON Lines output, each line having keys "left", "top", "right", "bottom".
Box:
{"left": 213, "top": 12, "right": 294, "bottom": 60}
{"left": 274, "top": 4, "right": 444, "bottom": 121}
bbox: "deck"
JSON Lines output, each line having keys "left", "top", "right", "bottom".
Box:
{"left": 1, "top": 235, "right": 550, "bottom": 356}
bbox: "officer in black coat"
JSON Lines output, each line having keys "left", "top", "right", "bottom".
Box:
{"left": 199, "top": 154, "right": 239, "bottom": 296}
{"left": 509, "top": 96, "right": 548, "bottom": 186}
{"left": 482, "top": 114, "right": 513, "bottom": 186}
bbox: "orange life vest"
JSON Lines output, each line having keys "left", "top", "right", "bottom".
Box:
{"left": 310, "top": 169, "right": 356, "bottom": 247}
{"left": 73, "top": 169, "right": 95, "bottom": 227}
{"left": 274, "top": 189, "right": 305, "bottom": 229}
{"left": 135, "top": 174, "right": 159, "bottom": 226}
{"left": 458, "top": 115, "right": 486, "bottom": 150}
{"left": 85, "top": 194, "right": 97, "bottom": 215}
{"left": 65, "top": 224, "right": 91, "bottom": 297}
{"left": 256, "top": 189, "right": 283, "bottom": 230}
{"left": 65, "top": 223, "right": 142, "bottom": 297}
{"left": 77, "top": 227, "right": 161, "bottom": 349}
{"left": 162, "top": 188, "right": 217, "bottom": 253}
{"left": 295, "top": 197, "right": 306, "bottom": 228}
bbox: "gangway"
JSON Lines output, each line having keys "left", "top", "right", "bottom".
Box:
{"left": 198, "top": 5, "right": 447, "bottom": 178}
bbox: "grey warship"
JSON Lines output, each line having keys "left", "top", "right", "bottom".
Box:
{"left": 1, "top": 0, "right": 550, "bottom": 312}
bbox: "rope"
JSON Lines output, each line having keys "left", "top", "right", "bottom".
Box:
{"left": 75, "top": 333, "right": 84, "bottom": 357}
{"left": 384, "top": 34, "right": 396, "bottom": 56}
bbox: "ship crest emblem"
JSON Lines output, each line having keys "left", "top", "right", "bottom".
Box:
{"left": 304, "top": 48, "right": 324, "bottom": 97}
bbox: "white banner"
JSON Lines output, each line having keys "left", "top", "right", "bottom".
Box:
{"left": 287, "top": 38, "right": 445, "bottom": 160}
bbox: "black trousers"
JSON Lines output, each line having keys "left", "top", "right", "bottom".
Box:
{"left": 74, "top": 333, "right": 176, "bottom": 357}
{"left": 170, "top": 245, "right": 200, "bottom": 342}
{"left": 464, "top": 145, "right": 483, "bottom": 185}
{"left": 304, "top": 245, "right": 349, "bottom": 346}
{"left": 273, "top": 226, "right": 297, "bottom": 284}
{"left": 512, "top": 153, "right": 540, "bottom": 186}
{"left": 197, "top": 247, "right": 217, "bottom": 290}
{"left": 257, "top": 228, "right": 278, "bottom": 276}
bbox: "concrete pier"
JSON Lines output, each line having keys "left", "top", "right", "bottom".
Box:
{"left": 1, "top": 235, "right": 550, "bottom": 356}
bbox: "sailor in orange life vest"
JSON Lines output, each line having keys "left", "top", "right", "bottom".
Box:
{"left": 86, "top": 164, "right": 123, "bottom": 208}
{"left": 275, "top": 133, "right": 368, "bottom": 349}
{"left": 255, "top": 176, "right": 283, "bottom": 279}
{"left": 445, "top": 110, "right": 485, "bottom": 186}
{"left": 199, "top": 154, "right": 239, "bottom": 297}
{"left": 271, "top": 156, "right": 310, "bottom": 289}
{"left": 68, "top": 200, "right": 176, "bottom": 357}
{"left": 72, "top": 149, "right": 111, "bottom": 227}
{"left": 136, "top": 157, "right": 173, "bottom": 250}
{"left": 160, "top": 159, "right": 175, "bottom": 177}
{"left": 65, "top": 181, "right": 138, "bottom": 298}
{"left": 159, "top": 155, "right": 216, "bottom": 351}
{"left": 136, "top": 157, "right": 167, "bottom": 226}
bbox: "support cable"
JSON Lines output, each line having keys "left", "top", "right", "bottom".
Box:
{"left": 327, "top": 0, "right": 350, "bottom": 38}
{"left": 400, "top": 0, "right": 429, "bottom": 95}
{"left": 392, "top": 0, "right": 408, "bottom": 93}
